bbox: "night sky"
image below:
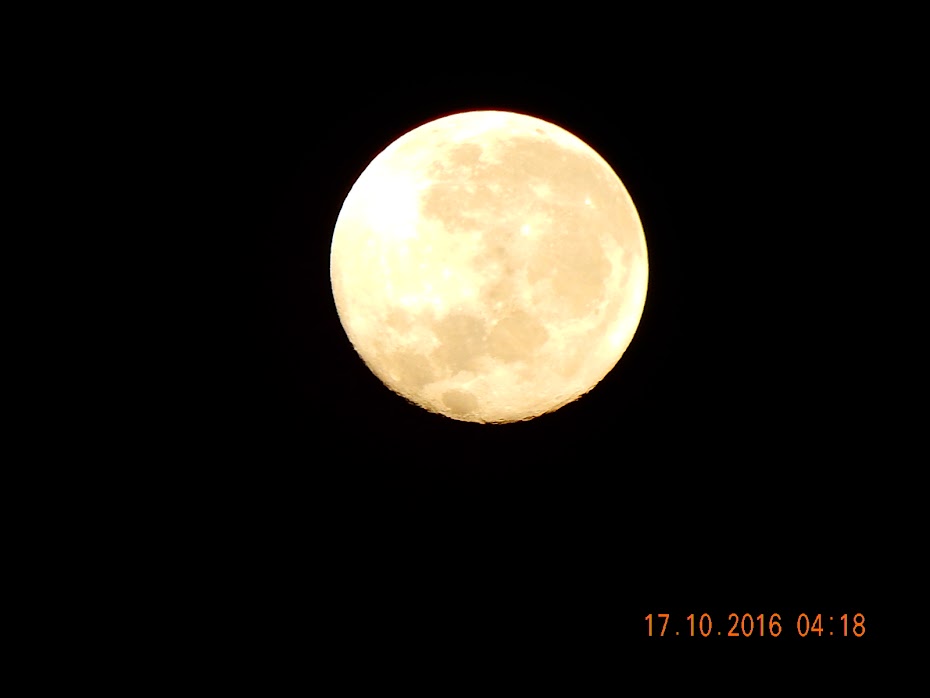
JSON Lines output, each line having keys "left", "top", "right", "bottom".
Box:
{"left": 210, "top": 49, "right": 889, "bottom": 669}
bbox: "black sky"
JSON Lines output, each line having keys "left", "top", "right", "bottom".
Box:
{"left": 206, "top": 46, "right": 891, "bottom": 666}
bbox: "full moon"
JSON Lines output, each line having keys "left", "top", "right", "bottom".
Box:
{"left": 330, "top": 110, "right": 648, "bottom": 423}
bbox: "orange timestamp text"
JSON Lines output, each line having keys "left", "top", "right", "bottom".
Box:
{"left": 645, "top": 613, "right": 866, "bottom": 638}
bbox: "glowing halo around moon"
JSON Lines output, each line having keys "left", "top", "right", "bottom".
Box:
{"left": 330, "top": 110, "right": 648, "bottom": 423}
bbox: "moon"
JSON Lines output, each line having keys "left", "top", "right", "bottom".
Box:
{"left": 330, "top": 110, "right": 648, "bottom": 423}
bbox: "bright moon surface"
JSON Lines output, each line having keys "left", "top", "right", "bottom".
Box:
{"left": 330, "top": 110, "right": 648, "bottom": 423}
